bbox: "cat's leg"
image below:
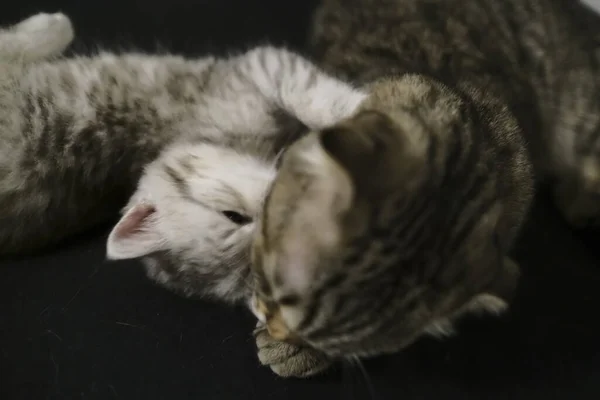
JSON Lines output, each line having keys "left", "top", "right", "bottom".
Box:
{"left": 0, "top": 13, "right": 74, "bottom": 63}
{"left": 253, "top": 323, "right": 332, "bottom": 378}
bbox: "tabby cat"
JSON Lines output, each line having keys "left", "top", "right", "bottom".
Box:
{"left": 250, "top": 0, "right": 600, "bottom": 378}
{"left": 0, "top": 13, "right": 366, "bottom": 260}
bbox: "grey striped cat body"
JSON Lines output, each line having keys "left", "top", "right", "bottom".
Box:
{"left": 248, "top": 0, "right": 600, "bottom": 378}
{"left": 0, "top": 13, "right": 366, "bottom": 259}
{"left": 310, "top": 0, "right": 600, "bottom": 227}
{"left": 251, "top": 76, "right": 533, "bottom": 379}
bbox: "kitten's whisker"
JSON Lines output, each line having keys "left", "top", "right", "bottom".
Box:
{"left": 339, "top": 358, "right": 358, "bottom": 400}
{"left": 340, "top": 355, "right": 377, "bottom": 400}
{"left": 351, "top": 355, "right": 376, "bottom": 400}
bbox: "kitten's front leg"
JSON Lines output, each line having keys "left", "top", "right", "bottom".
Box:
{"left": 253, "top": 322, "right": 332, "bottom": 378}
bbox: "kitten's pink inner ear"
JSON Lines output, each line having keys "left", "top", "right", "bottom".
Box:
{"left": 106, "top": 203, "right": 163, "bottom": 260}
{"left": 113, "top": 204, "right": 156, "bottom": 238}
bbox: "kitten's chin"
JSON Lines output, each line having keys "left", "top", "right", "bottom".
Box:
{"left": 139, "top": 254, "right": 253, "bottom": 304}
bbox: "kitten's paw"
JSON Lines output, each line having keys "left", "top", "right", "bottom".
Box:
{"left": 254, "top": 323, "right": 332, "bottom": 378}
{"left": 12, "top": 13, "right": 74, "bottom": 60}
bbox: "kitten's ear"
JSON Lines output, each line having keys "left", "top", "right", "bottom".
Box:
{"left": 319, "top": 110, "right": 394, "bottom": 172}
{"left": 106, "top": 203, "right": 164, "bottom": 260}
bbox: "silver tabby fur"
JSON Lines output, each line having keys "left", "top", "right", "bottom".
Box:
{"left": 0, "top": 12, "right": 365, "bottom": 268}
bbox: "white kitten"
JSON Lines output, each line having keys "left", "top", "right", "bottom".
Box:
{"left": 107, "top": 140, "right": 277, "bottom": 302}
{"left": 103, "top": 43, "right": 368, "bottom": 302}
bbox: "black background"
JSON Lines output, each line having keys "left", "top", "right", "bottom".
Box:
{"left": 2, "top": 1, "right": 600, "bottom": 399}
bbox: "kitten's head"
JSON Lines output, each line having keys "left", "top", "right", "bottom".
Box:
{"left": 107, "top": 141, "right": 276, "bottom": 302}
{"left": 250, "top": 77, "right": 521, "bottom": 359}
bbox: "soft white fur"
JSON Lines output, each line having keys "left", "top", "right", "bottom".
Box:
{"left": 106, "top": 141, "right": 277, "bottom": 300}
{"left": 237, "top": 48, "right": 368, "bottom": 130}
{"left": 107, "top": 141, "right": 274, "bottom": 259}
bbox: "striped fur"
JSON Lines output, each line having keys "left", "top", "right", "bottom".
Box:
{"left": 251, "top": 78, "right": 533, "bottom": 377}
{"left": 309, "top": 0, "right": 600, "bottom": 227}
{"left": 0, "top": 13, "right": 366, "bottom": 257}
{"left": 247, "top": 0, "right": 600, "bottom": 378}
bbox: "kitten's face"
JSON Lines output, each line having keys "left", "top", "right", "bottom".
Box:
{"left": 107, "top": 142, "right": 276, "bottom": 302}
{"left": 250, "top": 79, "right": 517, "bottom": 358}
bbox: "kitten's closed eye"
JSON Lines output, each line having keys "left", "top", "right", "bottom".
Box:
{"left": 222, "top": 210, "right": 252, "bottom": 225}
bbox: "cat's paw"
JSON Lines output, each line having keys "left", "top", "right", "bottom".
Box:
{"left": 14, "top": 13, "right": 73, "bottom": 37}
{"left": 12, "top": 13, "right": 74, "bottom": 60}
{"left": 254, "top": 323, "right": 332, "bottom": 378}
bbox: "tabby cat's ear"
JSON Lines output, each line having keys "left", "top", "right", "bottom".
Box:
{"left": 319, "top": 110, "right": 416, "bottom": 196}
{"left": 319, "top": 110, "right": 394, "bottom": 173}
{"left": 106, "top": 203, "right": 165, "bottom": 260}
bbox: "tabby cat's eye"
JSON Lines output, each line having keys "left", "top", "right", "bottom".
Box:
{"left": 222, "top": 210, "right": 252, "bottom": 225}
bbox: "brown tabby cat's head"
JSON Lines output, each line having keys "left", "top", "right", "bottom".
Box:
{"left": 250, "top": 76, "right": 523, "bottom": 359}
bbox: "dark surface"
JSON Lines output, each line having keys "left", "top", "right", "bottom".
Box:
{"left": 2, "top": 1, "right": 600, "bottom": 399}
